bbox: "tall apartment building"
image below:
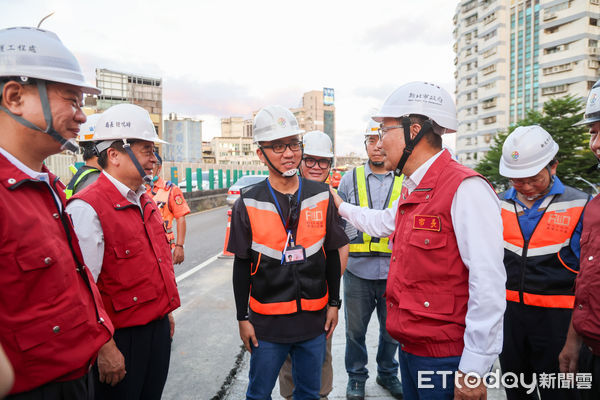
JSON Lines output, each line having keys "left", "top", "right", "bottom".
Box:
{"left": 291, "top": 89, "right": 336, "bottom": 154}
{"left": 88, "top": 68, "right": 163, "bottom": 138}
{"left": 221, "top": 117, "right": 253, "bottom": 138}
{"left": 211, "top": 136, "right": 260, "bottom": 166}
{"left": 454, "top": 0, "right": 599, "bottom": 167}
{"left": 163, "top": 113, "right": 203, "bottom": 163}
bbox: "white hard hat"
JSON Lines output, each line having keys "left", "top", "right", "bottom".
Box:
{"left": 303, "top": 130, "right": 333, "bottom": 158}
{"left": 0, "top": 27, "right": 99, "bottom": 94}
{"left": 364, "top": 119, "right": 380, "bottom": 137}
{"left": 574, "top": 79, "right": 600, "bottom": 127}
{"left": 253, "top": 105, "right": 304, "bottom": 143}
{"left": 499, "top": 125, "right": 559, "bottom": 178}
{"left": 94, "top": 104, "right": 167, "bottom": 153}
{"left": 372, "top": 81, "right": 457, "bottom": 133}
{"left": 78, "top": 113, "right": 101, "bottom": 142}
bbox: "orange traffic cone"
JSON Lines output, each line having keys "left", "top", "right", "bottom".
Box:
{"left": 219, "top": 209, "right": 234, "bottom": 258}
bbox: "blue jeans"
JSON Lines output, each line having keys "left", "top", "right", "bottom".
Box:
{"left": 343, "top": 270, "right": 399, "bottom": 382}
{"left": 398, "top": 349, "right": 460, "bottom": 400}
{"left": 246, "top": 334, "right": 326, "bottom": 400}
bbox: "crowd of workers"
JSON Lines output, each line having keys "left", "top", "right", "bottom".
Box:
{"left": 1, "top": 24, "right": 600, "bottom": 400}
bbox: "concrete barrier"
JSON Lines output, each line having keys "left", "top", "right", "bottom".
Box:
{"left": 182, "top": 188, "right": 228, "bottom": 213}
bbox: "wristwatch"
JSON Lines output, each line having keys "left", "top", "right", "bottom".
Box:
{"left": 174, "top": 244, "right": 185, "bottom": 249}
{"left": 328, "top": 299, "right": 342, "bottom": 308}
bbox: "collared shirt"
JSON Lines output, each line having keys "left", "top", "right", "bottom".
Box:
{"left": 339, "top": 149, "right": 506, "bottom": 376}
{"left": 66, "top": 171, "right": 146, "bottom": 281}
{"left": 0, "top": 146, "right": 61, "bottom": 210}
{"left": 337, "top": 162, "right": 396, "bottom": 280}
{"left": 503, "top": 176, "right": 584, "bottom": 261}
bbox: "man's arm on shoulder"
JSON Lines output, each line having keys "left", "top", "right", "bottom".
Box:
{"left": 452, "top": 176, "right": 506, "bottom": 376}
{"left": 66, "top": 199, "right": 104, "bottom": 282}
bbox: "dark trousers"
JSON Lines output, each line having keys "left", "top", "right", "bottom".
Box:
{"left": 7, "top": 371, "right": 93, "bottom": 400}
{"left": 93, "top": 316, "right": 171, "bottom": 400}
{"left": 500, "top": 301, "right": 577, "bottom": 400}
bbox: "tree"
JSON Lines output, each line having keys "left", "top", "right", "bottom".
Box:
{"left": 475, "top": 95, "right": 598, "bottom": 193}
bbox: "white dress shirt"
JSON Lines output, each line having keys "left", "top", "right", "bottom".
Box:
{"left": 339, "top": 149, "right": 506, "bottom": 376}
{"left": 66, "top": 171, "right": 146, "bottom": 282}
{"left": 0, "top": 146, "right": 62, "bottom": 210}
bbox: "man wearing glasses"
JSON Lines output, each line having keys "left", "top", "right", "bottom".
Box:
{"left": 277, "top": 130, "right": 350, "bottom": 400}
{"left": 228, "top": 106, "right": 348, "bottom": 400}
{"left": 336, "top": 120, "right": 404, "bottom": 400}
{"left": 332, "top": 82, "right": 506, "bottom": 399}
{"left": 498, "top": 125, "right": 589, "bottom": 399}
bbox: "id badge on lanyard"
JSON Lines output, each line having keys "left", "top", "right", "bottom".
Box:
{"left": 266, "top": 178, "right": 306, "bottom": 265}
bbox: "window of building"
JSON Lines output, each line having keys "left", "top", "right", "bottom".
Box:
{"left": 591, "top": 18, "right": 599, "bottom": 27}
{"left": 482, "top": 64, "right": 497, "bottom": 75}
{"left": 483, "top": 47, "right": 497, "bottom": 58}
{"left": 483, "top": 81, "right": 496, "bottom": 90}
{"left": 483, "top": 12, "right": 497, "bottom": 25}
{"left": 541, "top": 84, "right": 568, "bottom": 95}
{"left": 466, "top": 14, "right": 478, "bottom": 26}
{"left": 482, "top": 98, "right": 497, "bottom": 109}
{"left": 542, "top": 62, "right": 574, "bottom": 75}
{"left": 483, "top": 116, "right": 497, "bottom": 125}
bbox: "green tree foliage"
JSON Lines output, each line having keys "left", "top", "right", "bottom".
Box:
{"left": 475, "top": 95, "right": 598, "bottom": 193}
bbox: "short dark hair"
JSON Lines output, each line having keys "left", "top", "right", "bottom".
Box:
{"left": 80, "top": 142, "right": 97, "bottom": 161}
{"left": 97, "top": 140, "right": 140, "bottom": 169}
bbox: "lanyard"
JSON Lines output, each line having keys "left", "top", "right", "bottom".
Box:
{"left": 266, "top": 177, "right": 302, "bottom": 231}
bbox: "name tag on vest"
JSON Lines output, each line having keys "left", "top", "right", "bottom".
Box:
{"left": 413, "top": 215, "right": 441, "bottom": 232}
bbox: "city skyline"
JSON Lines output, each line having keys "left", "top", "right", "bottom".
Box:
{"left": 2, "top": 0, "right": 457, "bottom": 156}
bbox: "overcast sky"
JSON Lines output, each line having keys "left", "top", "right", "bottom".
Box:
{"left": 2, "top": 0, "right": 458, "bottom": 155}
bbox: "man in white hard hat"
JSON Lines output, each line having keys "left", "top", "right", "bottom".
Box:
{"left": 65, "top": 113, "right": 102, "bottom": 199}
{"left": 331, "top": 82, "right": 506, "bottom": 399}
{"left": 66, "top": 103, "right": 180, "bottom": 400}
{"left": 560, "top": 78, "right": 600, "bottom": 399}
{"left": 0, "top": 26, "right": 113, "bottom": 398}
{"left": 278, "top": 130, "right": 350, "bottom": 400}
{"left": 228, "top": 106, "right": 348, "bottom": 399}
{"left": 336, "top": 120, "right": 404, "bottom": 400}
{"left": 498, "top": 125, "right": 589, "bottom": 400}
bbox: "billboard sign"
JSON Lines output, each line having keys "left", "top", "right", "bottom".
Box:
{"left": 323, "top": 87, "right": 334, "bottom": 106}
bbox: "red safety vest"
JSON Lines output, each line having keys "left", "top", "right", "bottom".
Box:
{"left": 573, "top": 194, "right": 600, "bottom": 354}
{"left": 0, "top": 153, "right": 113, "bottom": 394}
{"left": 501, "top": 186, "right": 588, "bottom": 309}
{"left": 242, "top": 178, "right": 330, "bottom": 315}
{"left": 386, "top": 150, "right": 483, "bottom": 358}
{"left": 71, "top": 173, "right": 180, "bottom": 329}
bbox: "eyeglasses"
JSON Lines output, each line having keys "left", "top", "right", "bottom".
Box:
{"left": 364, "top": 137, "right": 380, "bottom": 146}
{"left": 261, "top": 141, "right": 303, "bottom": 153}
{"left": 303, "top": 157, "right": 332, "bottom": 169}
{"left": 509, "top": 174, "right": 547, "bottom": 187}
{"left": 377, "top": 125, "right": 403, "bottom": 141}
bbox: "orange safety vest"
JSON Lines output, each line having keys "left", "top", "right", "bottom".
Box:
{"left": 149, "top": 179, "right": 176, "bottom": 244}
{"left": 501, "top": 185, "right": 589, "bottom": 308}
{"left": 243, "top": 178, "right": 330, "bottom": 315}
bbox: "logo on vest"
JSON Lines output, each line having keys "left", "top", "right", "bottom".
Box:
{"left": 305, "top": 209, "right": 324, "bottom": 228}
{"left": 413, "top": 215, "right": 441, "bottom": 232}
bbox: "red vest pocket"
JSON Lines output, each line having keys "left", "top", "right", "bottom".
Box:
{"left": 111, "top": 285, "right": 158, "bottom": 312}
{"left": 397, "top": 290, "right": 455, "bottom": 315}
{"left": 15, "top": 306, "right": 87, "bottom": 351}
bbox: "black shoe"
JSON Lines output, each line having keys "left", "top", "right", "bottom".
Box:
{"left": 376, "top": 375, "right": 403, "bottom": 399}
{"left": 346, "top": 379, "right": 365, "bottom": 400}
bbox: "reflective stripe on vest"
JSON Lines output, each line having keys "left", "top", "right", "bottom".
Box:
{"left": 501, "top": 196, "right": 587, "bottom": 257}
{"left": 501, "top": 190, "right": 587, "bottom": 308}
{"left": 349, "top": 165, "right": 403, "bottom": 255}
{"left": 243, "top": 181, "right": 329, "bottom": 315}
{"left": 65, "top": 167, "right": 99, "bottom": 199}
{"left": 506, "top": 289, "right": 575, "bottom": 308}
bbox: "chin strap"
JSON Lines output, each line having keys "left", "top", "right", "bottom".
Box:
{"left": 261, "top": 147, "right": 303, "bottom": 178}
{"left": 393, "top": 117, "right": 433, "bottom": 177}
{"left": 0, "top": 79, "right": 79, "bottom": 152}
{"left": 122, "top": 140, "right": 152, "bottom": 185}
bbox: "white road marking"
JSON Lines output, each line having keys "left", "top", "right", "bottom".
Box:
{"left": 176, "top": 252, "right": 221, "bottom": 283}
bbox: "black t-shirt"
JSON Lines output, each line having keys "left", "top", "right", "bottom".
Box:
{"left": 229, "top": 179, "right": 348, "bottom": 343}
